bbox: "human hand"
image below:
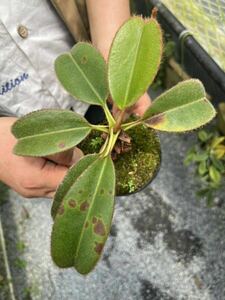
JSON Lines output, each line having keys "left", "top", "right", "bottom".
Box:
{"left": 0, "top": 117, "right": 83, "bottom": 198}
{"left": 112, "top": 92, "right": 151, "bottom": 120}
{"left": 128, "top": 92, "right": 151, "bottom": 117}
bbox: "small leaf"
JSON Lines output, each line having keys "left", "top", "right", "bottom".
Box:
{"left": 51, "top": 155, "right": 115, "bottom": 274}
{"left": 194, "top": 151, "right": 208, "bottom": 162}
{"left": 143, "top": 80, "right": 216, "bottom": 132}
{"left": 211, "top": 136, "right": 225, "bottom": 149}
{"left": 209, "top": 165, "right": 221, "bottom": 184}
{"left": 198, "top": 130, "right": 210, "bottom": 142}
{"left": 108, "top": 17, "right": 162, "bottom": 109}
{"left": 198, "top": 161, "right": 207, "bottom": 176}
{"left": 55, "top": 42, "right": 108, "bottom": 106}
{"left": 210, "top": 155, "right": 225, "bottom": 173}
{"left": 214, "top": 146, "right": 225, "bottom": 159}
{"left": 184, "top": 151, "right": 196, "bottom": 166}
{"left": 12, "top": 110, "right": 91, "bottom": 156}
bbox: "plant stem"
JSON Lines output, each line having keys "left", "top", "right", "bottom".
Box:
{"left": 99, "top": 135, "right": 109, "bottom": 154}
{"left": 90, "top": 124, "right": 109, "bottom": 133}
{"left": 103, "top": 104, "right": 116, "bottom": 127}
{"left": 101, "top": 128, "right": 120, "bottom": 157}
{"left": 113, "top": 110, "right": 126, "bottom": 133}
{"left": 121, "top": 119, "right": 143, "bottom": 131}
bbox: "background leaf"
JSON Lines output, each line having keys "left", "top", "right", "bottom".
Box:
{"left": 209, "top": 165, "right": 221, "bottom": 184}
{"left": 12, "top": 110, "right": 91, "bottom": 156}
{"left": 55, "top": 42, "right": 108, "bottom": 106}
{"left": 198, "top": 130, "right": 211, "bottom": 142}
{"left": 198, "top": 161, "right": 207, "bottom": 175}
{"left": 143, "top": 80, "right": 216, "bottom": 132}
{"left": 108, "top": 17, "right": 162, "bottom": 109}
{"left": 51, "top": 155, "right": 115, "bottom": 274}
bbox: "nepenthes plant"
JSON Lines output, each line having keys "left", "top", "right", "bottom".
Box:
{"left": 11, "top": 11, "right": 216, "bottom": 274}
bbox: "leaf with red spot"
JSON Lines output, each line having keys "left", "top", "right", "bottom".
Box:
{"left": 12, "top": 109, "right": 91, "bottom": 156}
{"left": 51, "top": 154, "right": 98, "bottom": 219}
{"left": 55, "top": 42, "right": 108, "bottom": 106}
{"left": 51, "top": 154, "right": 115, "bottom": 274}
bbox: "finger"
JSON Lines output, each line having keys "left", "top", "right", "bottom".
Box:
{"left": 132, "top": 94, "right": 151, "bottom": 116}
{"left": 38, "top": 149, "right": 83, "bottom": 198}
{"left": 46, "top": 149, "right": 74, "bottom": 166}
{"left": 45, "top": 190, "right": 55, "bottom": 199}
{"left": 18, "top": 186, "right": 55, "bottom": 199}
{"left": 40, "top": 160, "right": 68, "bottom": 190}
{"left": 71, "top": 148, "right": 84, "bottom": 165}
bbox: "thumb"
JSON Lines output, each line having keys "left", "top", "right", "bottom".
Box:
{"left": 71, "top": 147, "right": 84, "bottom": 165}
{"left": 41, "top": 160, "right": 68, "bottom": 196}
{"left": 130, "top": 93, "right": 151, "bottom": 116}
{"left": 46, "top": 149, "right": 74, "bottom": 167}
{"left": 47, "top": 147, "right": 84, "bottom": 167}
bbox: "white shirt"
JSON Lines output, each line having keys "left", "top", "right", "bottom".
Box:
{"left": 0, "top": 0, "right": 88, "bottom": 116}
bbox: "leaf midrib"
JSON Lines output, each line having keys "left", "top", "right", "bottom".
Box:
{"left": 75, "top": 158, "right": 108, "bottom": 260}
{"left": 144, "top": 80, "right": 204, "bottom": 119}
{"left": 147, "top": 97, "right": 209, "bottom": 121}
{"left": 123, "top": 24, "right": 144, "bottom": 107}
{"left": 69, "top": 53, "right": 104, "bottom": 104}
{"left": 17, "top": 126, "right": 90, "bottom": 140}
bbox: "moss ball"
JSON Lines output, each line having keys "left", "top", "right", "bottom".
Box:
{"left": 78, "top": 124, "right": 161, "bottom": 196}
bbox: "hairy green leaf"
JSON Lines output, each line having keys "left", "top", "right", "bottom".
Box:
{"left": 51, "top": 154, "right": 98, "bottom": 219}
{"left": 12, "top": 110, "right": 91, "bottom": 156}
{"left": 143, "top": 80, "right": 216, "bottom": 132}
{"left": 51, "top": 154, "right": 115, "bottom": 274}
{"left": 55, "top": 42, "right": 108, "bottom": 106}
{"left": 108, "top": 17, "right": 162, "bottom": 109}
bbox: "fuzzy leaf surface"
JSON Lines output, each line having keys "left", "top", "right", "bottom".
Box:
{"left": 108, "top": 17, "right": 162, "bottom": 109}
{"left": 143, "top": 80, "right": 216, "bottom": 132}
{"left": 55, "top": 42, "right": 108, "bottom": 106}
{"left": 51, "top": 154, "right": 115, "bottom": 274}
{"left": 51, "top": 154, "right": 97, "bottom": 219}
{"left": 12, "top": 110, "right": 91, "bottom": 156}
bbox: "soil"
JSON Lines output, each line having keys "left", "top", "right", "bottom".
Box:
{"left": 78, "top": 123, "right": 161, "bottom": 196}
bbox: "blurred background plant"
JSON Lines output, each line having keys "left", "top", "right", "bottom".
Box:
{"left": 184, "top": 103, "right": 225, "bottom": 206}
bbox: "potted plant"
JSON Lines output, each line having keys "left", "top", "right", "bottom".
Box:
{"left": 11, "top": 10, "right": 215, "bottom": 274}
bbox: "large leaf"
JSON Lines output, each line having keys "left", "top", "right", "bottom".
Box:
{"left": 55, "top": 42, "right": 108, "bottom": 106}
{"left": 143, "top": 79, "right": 216, "bottom": 132}
{"left": 108, "top": 17, "right": 162, "bottom": 109}
{"left": 51, "top": 154, "right": 98, "bottom": 219}
{"left": 12, "top": 109, "right": 91, "bottom": 156}
{"left": 51, "top": 154, "right": 115, "bottom": 274}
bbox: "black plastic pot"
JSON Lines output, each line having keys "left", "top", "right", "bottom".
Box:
{"left": 84, "top": 105, "right": 161, "bottom": 197}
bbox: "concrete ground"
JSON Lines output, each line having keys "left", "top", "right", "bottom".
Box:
{"left": 0, "top": 101, "right": 225, "bottom": 300}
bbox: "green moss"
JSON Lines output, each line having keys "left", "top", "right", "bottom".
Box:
{"left": 79, "top": 131, "right": 104, "bottom": 154}
{"left": 79, "top": 124, "right": 161, "bottom": 196}
{"left": 114, "top": 124, "right": 161, "bottom": 195}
